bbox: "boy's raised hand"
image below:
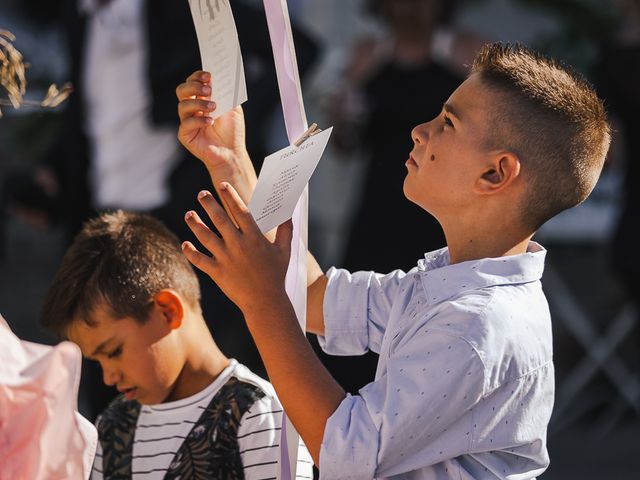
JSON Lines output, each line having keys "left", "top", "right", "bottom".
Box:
{"left": 183, "top": 183, "right": 345, "bottom": 465}
{"left": 176, "top": 71, "right": 257, "bottom": 202}
{"left": 182, "top": 183, "right": 293, "bottom": 316}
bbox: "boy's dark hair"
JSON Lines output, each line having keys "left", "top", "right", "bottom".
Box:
{"left": 471, "top": 43, "right": 611, "bottom": 230}
{"left": 40, "top": 211, "right": 201, "bottom": 337}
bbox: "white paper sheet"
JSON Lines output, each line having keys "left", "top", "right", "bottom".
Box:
{"left": 249, "top": 127, "right": 333, "bottom": 234}
{"left": 187, "top": 0, "right": 247, "bottom": 117}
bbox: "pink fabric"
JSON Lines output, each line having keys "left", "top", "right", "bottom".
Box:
{"left": 262, "top": 1, "right": 311, "bottom": 478}
{"left": 263, "top": 0, "right": 308, "bottom": 143}
{"left": 0, "top": 315, "right": 97, "bottom": 480}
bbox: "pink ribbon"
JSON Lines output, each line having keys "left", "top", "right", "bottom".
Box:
{"left": 262, "top": 1, "right": 310, "bottom": 478}
{"left": 263, "top": 0, "right": 309, "bottom": 143}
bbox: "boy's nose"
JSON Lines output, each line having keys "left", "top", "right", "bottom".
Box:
{"left": 411, "top": 122, "right": 429, "bottom": 144}
{"left": 101, "top": 363, "right": 121, "bottom": 387}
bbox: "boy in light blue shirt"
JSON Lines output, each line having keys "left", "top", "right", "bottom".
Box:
{"left": 318, "top": 245, "right": 552, "bottom": 478}
{"left": 175, "top": 43, "right": 610, "bottom": 478}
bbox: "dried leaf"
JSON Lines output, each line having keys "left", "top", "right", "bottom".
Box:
{"left": 0, "top": 29, "right": 27, "bottom": 111}
{"left": 1, "top": 30, "right": 72, "bottom": 115}
{"left": 41, "top": 82, "right": 73, "bottom": 107}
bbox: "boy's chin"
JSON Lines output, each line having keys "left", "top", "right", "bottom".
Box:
{"left": 403, "top": 186, "right": 439, "bottom": 220}
{"left": 402, "top": 182, "right": 424, "bottom": 209}
{"left": 402, "top": 178, "right": 414, "bottom": 201}
{"left": 131, "top": 389, "right": 159, "bottom": 405}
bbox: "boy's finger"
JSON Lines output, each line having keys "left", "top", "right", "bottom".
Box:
{"left": 186, "top": 70, "right": 211, "bottom": 83}
{"left": 178, "top": 117, "right": 214, "bottom": 137}
{"left": 181, "top": 241, "right": 217, "bottom": 276}
{"left": 178, "top": 99, "right": 216, "bottom": 121}
{"left": 197, "top": 190, "right": 240, "bottom": 240}
{"left": 275, "top": 219, "right": 294, "bottom": 254}
{"left": 218, "top": 183, "right": 257, "bottom": 234}
{"left": 184, "top": 210, "right": 224, "bottom": 254}
{"left": 176, "top": 80, "right": 212, "bottom": 101}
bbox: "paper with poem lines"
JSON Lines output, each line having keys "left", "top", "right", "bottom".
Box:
{"left": 188, "top": 0, "right": 247, "bottom": 117}
{"left": 249, "top": 127, "right": 333, "bottom": 233}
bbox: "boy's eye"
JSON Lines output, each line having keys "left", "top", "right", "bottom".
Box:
{"left": 107, "top": 346, "right": 123, "bottom": 359}
{"left": 443, "top": 115, "right": 454, "bottom": 127}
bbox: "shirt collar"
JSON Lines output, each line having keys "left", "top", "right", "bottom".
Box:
{"left": 417, "top": 241, "right": 547, "bottom": 304}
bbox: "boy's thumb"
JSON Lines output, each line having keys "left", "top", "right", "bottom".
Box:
{"left": 275, "top": 219, "right": 294, "bottom": 251}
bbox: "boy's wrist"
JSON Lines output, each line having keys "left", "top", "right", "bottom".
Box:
{"left": 206, "top": 159, "right": 257, "bottom": 204}
{"left": 241, "top": 290, "right": 295, "bottom": 327}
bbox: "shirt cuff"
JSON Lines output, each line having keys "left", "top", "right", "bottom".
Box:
{"left": 317, "top": 268, "right": 372, "bottom": 356}
{"left": 319, "top": 394, "right": 379, "bottom": 480}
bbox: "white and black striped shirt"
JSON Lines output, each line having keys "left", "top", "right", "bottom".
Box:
{"left": 91, "top": 360, "right": 313, "bottom": 479}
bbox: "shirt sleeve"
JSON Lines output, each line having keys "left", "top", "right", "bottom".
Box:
{"left": 319, "top": 330, "right": 486, "bottom": 479}
{"left": 237, "top": 395, "right": 314, "bottom": 480}
{"left": 319, "top": 267, "right": 408, "bottom": 355}
{"left": 90, "top": 441, "right": 103, "bottom": 480}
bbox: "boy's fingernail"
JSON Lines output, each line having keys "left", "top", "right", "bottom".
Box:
{"left": 198, "top": 190, "right": 211, "bottom": 199}
{"left": 219, "top": 182, "right": 228, "bottom": 191}
{"left": 207, "top": 101, "right": 216, "bottom": 110}
{"left": 201, "top": 72, "right": 210, "bottom": 81}
{"left": 185, "top": 211, "right": 195, "bottom": 220}
{"left": 204, "top": 117, "right": 214, "bottom": 124}
{"left": 202, "top": 86, "right": 211, "bottom": 94}
{"left": 181, "top": 241, "right": 189, "bottom": 250}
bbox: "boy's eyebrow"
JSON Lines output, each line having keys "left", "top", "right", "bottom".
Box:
{"left": 443, "top": 103, "right": 461, "bottom": 121}
{"left": 91, "top": 337, "right": 116, "bottom": 357}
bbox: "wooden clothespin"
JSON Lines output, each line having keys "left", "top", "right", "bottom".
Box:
{"left": 293, "top": 123, "right": 322, "bottom": 148}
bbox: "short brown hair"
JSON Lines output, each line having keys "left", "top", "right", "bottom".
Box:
{"left": 471, "top": 43, "right": 611, "bottom": 230}
{"left": 40, "top": 211, "right": 201, "bottom": 337}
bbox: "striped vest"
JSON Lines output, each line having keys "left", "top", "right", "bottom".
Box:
{"left": 96, "top": 377, "right": 265, "bottom": 479}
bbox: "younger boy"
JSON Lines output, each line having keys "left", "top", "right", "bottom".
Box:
{"left": 175, "top": 43, "right": 610, "bottom": 478}
{"left": 40, "top": 211, "right": 312, "bottom": 479}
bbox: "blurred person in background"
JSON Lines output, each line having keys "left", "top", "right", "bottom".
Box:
{"left": 320, "top": 0, "right": 484, "bottom": 394}
{"left": 595, "top": 0, "right": 640, "bottom": 387}
{"left": 4, "top": 0, "right": 319, "bottom": 420}
{"left": 330, "top": 0, "right": 485, "bottom": 274}
{"left": 6, "top": 0, "right": 318, "bottom": 244}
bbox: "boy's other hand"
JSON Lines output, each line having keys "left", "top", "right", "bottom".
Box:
{"left": 182, "top": 183, "right": 293, "bottom": 317}
{"left": 176, "top": 71, "right": 256, "bottom": 202}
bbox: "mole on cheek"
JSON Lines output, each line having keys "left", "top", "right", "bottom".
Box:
{"left": 431, "top": 155, "right": 436, "bottom": 161}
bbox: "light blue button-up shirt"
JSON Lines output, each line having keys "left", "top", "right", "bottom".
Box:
{"left": 318, "top": 242, "right": 554, "bottom": 479}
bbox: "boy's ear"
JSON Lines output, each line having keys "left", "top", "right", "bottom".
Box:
{"left": 475, "top": 151, "right": 521, "bottom": 195}
{"left": 154, "top": 290, "right": 184, "bottom": 330}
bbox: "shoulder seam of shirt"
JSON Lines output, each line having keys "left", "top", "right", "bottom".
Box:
{"left": 476, "top": 288, "right": 553, "bottom": 394}
{"left": 476, "top": 286, "right": 506, "bottom": 394}
{"left": 419, "top": 285, "right": 499, "bottom": 380}
{"left": 411, "top": 328, "right": 490, "bottom": 397}
{"left": 483, "top": 359, "right": 554, "bottom": 397}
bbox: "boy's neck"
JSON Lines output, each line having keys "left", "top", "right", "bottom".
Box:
{"left": 442, "top": 216, "right": 534, "bottom": 265}
{"left": 164, "top": 318, "right": 230, "bottom": 403}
